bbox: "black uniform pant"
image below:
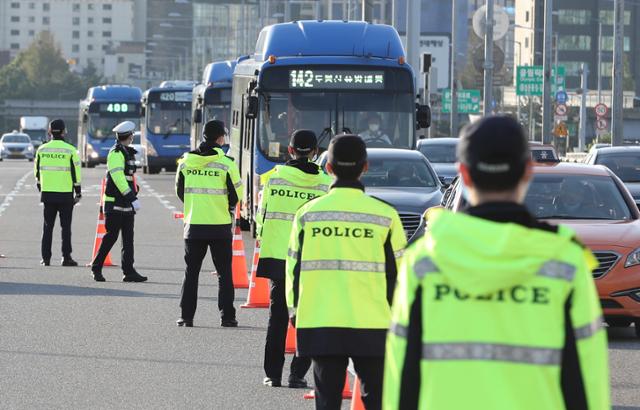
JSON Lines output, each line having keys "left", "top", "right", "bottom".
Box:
{"left": 264, "top": 278, "right": 311, "bottom": 380}
{"left": 91, "top": 212, "right": 135, "bottom": 274}
{"left": 180, "top": 238, "right": 235, "bottom": 321}
{"left": 41, "top": 202, "right": 74, "bottom": 261}
{"left": 312, "top": 356, "right": 384, "bottom": 410}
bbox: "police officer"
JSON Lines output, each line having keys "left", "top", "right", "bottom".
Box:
{"left": 175, "top": 120, "right": 243, "bottom": 327}
{"left": 257, "top": 130, "right": 331, "bottom": 389}
{"left": 383, "top": 116, "right": 609, "bottom": 409}
{"left": 286, "top": 134, "right": 406, "bottom": 410}
{"left": 90, "top": 121, "right": 147, "bottom": 283}
{"left": 34, "top": 119, "right": 81, "bottom": 266}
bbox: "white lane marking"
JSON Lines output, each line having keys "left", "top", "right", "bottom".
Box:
{"left": 136, "top": 176, "right": 179, "bottom": 216}
{"left": 0, "top": 171, "right": 31, "bottom": 218}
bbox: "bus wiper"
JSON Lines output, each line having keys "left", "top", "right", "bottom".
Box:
{"left": 341, "top": 127, "right": 352, "bottom": 134}
{"left": 316, "top": 127, "right": 333, "bottom": 148}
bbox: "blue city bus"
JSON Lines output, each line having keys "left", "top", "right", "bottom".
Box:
{"left": 190, "top": 59, "right": 246, "bottom": 150}
{"left": 141, "top": 81, "right": 196, "bottom": 174}
{"left": 78, "top": 85, "right": 143, "bottom": 167}
{"left": 229, "top": 20, "right": 430, "bottom": 229}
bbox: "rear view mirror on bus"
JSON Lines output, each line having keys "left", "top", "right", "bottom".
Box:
{"left": 416, "top": 104, "right": 431, "bottom": 129}
{"left": 140, "top": 106, "right": 146, "bottom": 117}
{"left": 193, "top": 108, "right": 202, "bottom": 124}
{"left": 245, "top": 95, "right": 258, "bottom": 119}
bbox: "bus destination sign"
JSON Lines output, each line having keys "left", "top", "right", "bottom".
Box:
{"left": 159, "top": 91, "right": 192, "bottom": 102}
{"left": 289, "top": 70, "right": 385, "bottom": 89}
{"left": 99, "top": 103, "right": 134, "bottom": 113}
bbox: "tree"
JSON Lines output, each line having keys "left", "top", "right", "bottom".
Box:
{"left": 0, "top": 31, "right": 96, "bottom": 101}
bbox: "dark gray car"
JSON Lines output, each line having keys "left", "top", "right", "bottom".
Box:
{"left": 318, "top": 148, "right": 443, "bottom": 238}
{"left": 585, "top": 146, "right": 640, "bottom": 207}
{"left": 416, "top": 137, "right": 459, "bottom": 185}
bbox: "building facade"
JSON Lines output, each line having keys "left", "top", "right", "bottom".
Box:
{"left": 0, "top": 0, "right": 137, "bottom": 73}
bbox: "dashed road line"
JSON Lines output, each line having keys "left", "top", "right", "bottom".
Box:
{"left": 0, "top": 171, "right": 31, "bottom": 218}
{"left": 137, "top": 176, "right": 179, "bottom": 213}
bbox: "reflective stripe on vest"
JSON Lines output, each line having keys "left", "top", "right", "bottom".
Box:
{"left": 537, "top": 260, "right": 576, "bottom": 281}
{"left": 207, "top": 162, "right": 229, "bottom": 171}
{"left": 110, "top": 167, "right": 125, "bottom": 173}
{"left": 122, "top": 188, "right": 132, "bottom": 196}
{"left": 113, "top": 206, "right": 133, "bottom": 212}
{"left": 414, "top": 257, "right": 439, "bottom": 279}
{"left": 302, "top": 211, "right": 391, "bottom": 227}
{"left": 394, "top": 249, "right": 405, "bottom": 258}
{"left": 288, "top": 248, "right": 298, "bottom": 260}
{"left": 390, "top": 322, "right": 409, "bottom": 338}
{"left": 234, "top": 180, "right": 242, "bottom": 189}
{"left": 264, "top": 211, "right": 295, "bottom": 221}
{"left": 301, "top": 259, "right": 385, "bottom": 273}
{"left": 574, "top": 316, "right": 604, "bottom": 340}
{"left": 125, "top": 176, "right": 134, "bottom": 181}
{"left": 422, "top": 342, "right": 562, "bottom": 365}
{"left": 39, "top": 148, "right": 72, "bottom": 154}
{"left": 269, "top": 178, "right": 330, "bottom": 192}
{"left": 184, "top": 187, "right": 227, "bottom": 195}
{"left": 40, "top": 166, "right": 71, "bottom": 171}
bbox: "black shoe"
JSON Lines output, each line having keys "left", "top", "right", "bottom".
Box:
{"left": 176, "top": 318, "right": 193, "bottom": 327}
{"left": 221, "top": 318, "right": 238, "bottom": 327}
{"left": 92, "top": 271, "right": 106, "bottom": 282}
{"left": 288, "top": 376, "right": 308, "bottom": 389}
{"left": 40, "top": 259, "right": 50, "bottom": 266}
{"left": 263, "top": 377, "right": 281, "bottom": 387}
{"left": 61, "top": 258, "right": 78, "bottom": 267}
{"left": 123, "top": 272, "right": 147, "bottom": 282}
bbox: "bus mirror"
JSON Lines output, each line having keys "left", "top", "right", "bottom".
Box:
{"left": 82, "top": 114, "right": 88, "bottom": 124}
{"left": 193, "top": 108, "right": 202, "bottom": 124}
{"left": 140, "top": 106, "right": 146, "bottom": 117}
{"left": 245, "top": 95, "right": 258, "bottom": 119}
{"left": 416, "top": 104, "right": 431, "bottom": 129}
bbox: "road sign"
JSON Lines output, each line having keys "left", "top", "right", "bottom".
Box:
{"left": 595, "top": 103, "right": 609, "bottom": 117}
{"left": 516, "top": 65, "right": 566, "bottom": 96}
{"left": 596, "top": 118, "right": 608, "bottom": 130}
{"left": 442, "top": 89, "right": 481, "bottom": 114}
{"left": 555, "top": 104, "right": 567, "bottom": 116}
{"left": 472, "top": 5, "right": 510, "bottom": 40}
{"left": 555, "top": 90, "right": 568, "bottom": 104}
{"left": 417, "top": 34, "right": 450, "bottom": 89}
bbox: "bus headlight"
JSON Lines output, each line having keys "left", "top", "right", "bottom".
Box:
{"left": 87, "top": 143, "right": 99, "bottom": 159}
{"left": 146, "top": 140, "right": 158, "bottom": 157}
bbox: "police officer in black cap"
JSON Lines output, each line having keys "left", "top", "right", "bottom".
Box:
{"left": 175, "top": 120, "right": 243, "bottom": 327}
{"left": 257, "top": 130, "right": 331, "bottom": 388}
{"left": 34, "top": 119, "right": 81, "bottom": 266}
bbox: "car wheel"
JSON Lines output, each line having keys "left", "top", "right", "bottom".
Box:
{"left": 607, "top": 318, "right": 632, "bottom": 328}
{"left": 142, "top": 165, "right": 148, "bottom": 174}
{"left": 148, "top": 166, "right": 161, "bottom": 174}
{"left": 635, "top": 321, "right": 640, "bottom": 338}
{"left": 87, "top": 161, "right": 96, "bottom": 168}
{"left": 28, "top": 158, "right": 33, "bottom": 162}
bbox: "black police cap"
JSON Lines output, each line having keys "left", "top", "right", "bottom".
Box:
{"left": 290, "top": 129, "right": 317, "bottom": 153}
{"left": 328, "top": 134, "right": 367, "bottom": 168}
{"left": 49, "top": 119, "right": 66, "bottom": 135}
{"left": 457, "top": 115, "right": 530, "bottom": 190}
{"left": 203, "top": 120, "right": 227, "bottom": 141}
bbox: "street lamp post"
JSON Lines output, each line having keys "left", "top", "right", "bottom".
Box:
{"left": 483, "top": 0, "right": 494, "bottom": 116}
{"left": 542, "top": 0, "right": 553, "bottom": 143}
{"left": 611, "top": 0, "right": 624, "bottom": 145}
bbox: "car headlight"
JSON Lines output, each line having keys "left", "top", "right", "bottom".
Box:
{"left": 146, "top": 140, "right": 158, "bottom": 157}
{"left": 27, "top": 145, "right": 34, "bottom": 152}
{"left": 625, "top": 248, "right": 640, "bottom": 267}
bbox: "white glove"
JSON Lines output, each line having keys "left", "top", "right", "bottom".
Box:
{"left": 132, "top": 199, "right": 141, "bottom": 211}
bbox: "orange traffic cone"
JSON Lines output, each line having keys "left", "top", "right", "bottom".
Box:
{"left": 285, "top": 320, "right": 296, "bottom": 354}
{"left": 304, "top": 372, "right": 352, "bottom": 400}
{"left": 231, "top": 206, "right": 249, "bottom": 288}
{"left": 350, "top": 378, "right": 365, "bottom": 410}
{"left": 89, "top": 179, "right": 113, "bottom": 266}
{"left": 240, "top": 240, "right": 270, "bottom": 308}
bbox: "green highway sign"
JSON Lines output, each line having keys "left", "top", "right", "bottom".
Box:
{"left": 516, "top": 65, "right": 566, "bottom": 96}
{"left": 442, "top": 89, "right": 481, "bottom": 114}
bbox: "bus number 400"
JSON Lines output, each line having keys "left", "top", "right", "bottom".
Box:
{"left": 107, "top": 103, "right": 128, "bottom": 113}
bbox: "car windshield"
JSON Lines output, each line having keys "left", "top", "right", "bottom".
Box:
{"left": 362, "top": 157, "right": 437, "bottom": 188}
{"left": 258, "top": 91, "right": 414, "bottom": 162}
{"left": 418, "top": 143, "right": 457, "bottom": 163}
{"left": 2, "top": 134, "right": 30, "bottom": 143}
{"left": 525, "top": 174, "right": 632, "bottom": 220}
{"left": 89, "top": 115, "right": 140, "bottom": 140}
{"left": 147, "top": 102, "right": 191, "bottom": 135}
{"left": 595, "top": 153, "right": 640, "bottom": 182}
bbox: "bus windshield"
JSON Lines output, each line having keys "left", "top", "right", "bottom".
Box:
{"left": 147, "top": 102, "right": 191, "bottom": 135}
{"left": 258, "top": 91, "right": 413, "bottom": 162}
{"left": 204, "top": 104, "right": 231, "bottom": 124}
{"left": 89, "top": 115, "right": 140, "bottom": 139}
{"left": 25, "top": 130, "right": 47, "bottom": 142}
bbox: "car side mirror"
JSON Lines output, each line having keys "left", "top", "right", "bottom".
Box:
{"left": 245, "top": 95, "right": 258, "bottom": 119}
{"left": 416, "top": 104, "right": 431, "bottom": 129}
{"left": 193, "top": 108, "right": 202, "bottom": 124}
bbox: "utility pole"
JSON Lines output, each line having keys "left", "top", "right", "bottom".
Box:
{"left": 578, "top": 63, "right": 589, "bottom": 151}
{"left": 597, "top": 21, "right": 602, "bottom": 103}
{"left": 362, "top": 0, "right": 372, "bottom": 21}
{"left": 542, "top": 0, "right": 553, "bottom": 143}
{"left": 405, "top": 0, "right": 420, "bottom": 76}
{"left": 482, "top": 0, "right": 494, "bottom": 116}
{"left": 612, "top": 0, "right": 624, "bottom": 146}
{"left": 450, "top": 0, "right": 459, "bottom": 136}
